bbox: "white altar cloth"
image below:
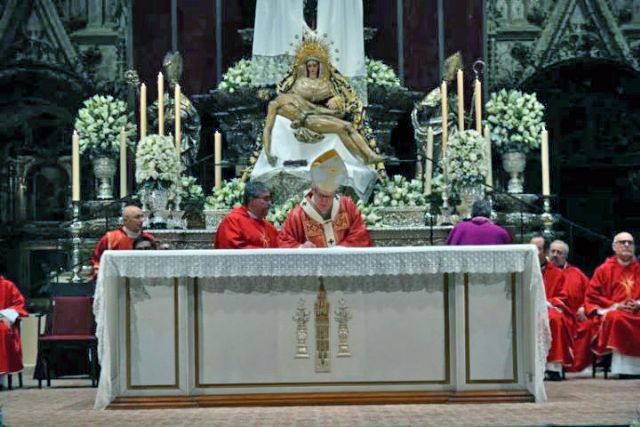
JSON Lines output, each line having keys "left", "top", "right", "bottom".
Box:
{"left": 94, "top": 245, "right": 549, "bottom": 409}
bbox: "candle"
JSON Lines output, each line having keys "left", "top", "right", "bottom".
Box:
{"left": 158, "top": 72, "right": 164, "bottom": 136}
{"left": 119, "top": 128, "right": 127, "bottom": 198}
{"left": 140, "top": 83, "right": 147, "bottom": 139}
{"left": 541, "top": 128, "right": 550, "bottom": 196}
{"left": 72, "top": 130, "right": 80, "bottom": 202}
{"left": 424, "top": 127, "right": 434, "bottom": 196}
{"left": 214, "top": 131, "right": 222, "bottom": 190}
{"left": 475, "top": 78, "right": 482, "bottom": 133}
{"left": 174, "top": 83, "right": 181, "bottom": 154}
{"left": 457, "top": 69, "right": 464, "bottom": 132}
{"left": 441, "top": 81, "right": 448, "bottom": 156}
{"left": 484, "top": 125, "right": 493, "bottom": 192}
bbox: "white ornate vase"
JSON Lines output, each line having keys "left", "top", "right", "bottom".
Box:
{"left": 92, "top": 156, "right": 117, "bottom": 200}
{"left": 146, "top": 187, "right": 170, "bottom": 228}
{"left": 501, "top": 151, "right": 526, "bottom": 194}
{"left": 456, "top": 185, "right": 485, "bottom": 219}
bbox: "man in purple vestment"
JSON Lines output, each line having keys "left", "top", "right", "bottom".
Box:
{"left": 446, "top": 200, "right": 511, "bottom": 245}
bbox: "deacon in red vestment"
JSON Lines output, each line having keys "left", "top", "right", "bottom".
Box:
{"left": 586, "top": 232, "right": 640, "bottom": 361}
{"left": 278, "top": 150, "right": 372, "bottom": 248}
{"left": 548, "top": 240, "right": 594, "bottom": 372}
{"left": 91, "top": 205, "right": 156, "bottom": 278}
{"left": 0, "top": 276, "right": 28, "bottom": 376}
{"left": 531, "top": 236, "right": 574, "bottom": 379}
{"left": 214, "top": 181, "right": 279, "bottom": 249}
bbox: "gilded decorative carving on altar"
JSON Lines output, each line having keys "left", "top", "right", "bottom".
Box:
{"left": 292, "top": 298, "right": 310, "bottom": 359}
{"left": 315, "top": 279, "right": 331, "bottom": 372}
{"left": 334, "top": 298, "right": 352, "bottom": 357}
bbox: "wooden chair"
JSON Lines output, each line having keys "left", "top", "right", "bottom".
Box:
{"left": 34, "top": 296, "right": 98, "bottom": 388}
{"left": 592, "top": 353, "right": 611, "bottom": 379}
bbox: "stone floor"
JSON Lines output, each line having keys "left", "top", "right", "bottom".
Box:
{"left": 1, "top": 375, "right": 639, "bottom": 426}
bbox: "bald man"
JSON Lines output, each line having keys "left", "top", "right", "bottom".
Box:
{"left": 90, "top": 205, "right": 156, "bottom": 279}
{"left": 585, "top": 232, "right": 640, "bottom": 376}
{"left": 531, "top": 235, "right": 574, "bottom": 380}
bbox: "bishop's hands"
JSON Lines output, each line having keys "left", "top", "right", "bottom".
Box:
{"left": 0, "top": 314, "right": 10, "bottom": 329}
{"left": 300, "top": 241, "right": 317, "bottom": 249}
{"left": 617, "top": 299, "right": 640, "bottom": 313}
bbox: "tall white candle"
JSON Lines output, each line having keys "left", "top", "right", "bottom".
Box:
{"left": 441, "top": 81, "right": 448, "bottom": 156}
{"left": 457, "top": 69, "right": 464, "bottom": 132}
{"left": 424, "top": 127, "right": 434, "bottom": 196}
{"left": 475, "top": 78, "right": 482, "bottom": 133}
{"left": 140, "top": 83, "right": 147, "bottom": 140}
{"left": 214, "top": 131, "right": 222, "bottom": 190}
{"left": 541, "top": 128, "right": 550, "bottom": 196}
{"left": 158, "top": 72, "right": 164, "bottom": 136}
{"left": 72, "top": 130, "right": 80, "bottom": 202}
{"left": 119, "top": 128, "right": 127, "bottom": 198}
{"left": 174, "top": 83, "right": 181, "bottom": 154}
{"left": 484, "top": 125, "right": 493, "bottom": 192}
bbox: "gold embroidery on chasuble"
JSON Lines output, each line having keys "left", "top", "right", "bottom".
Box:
{"left": 332, "top": 212, "right": 350, "bottom": 232}
{"left": 620, "top": 275, "right": 635, "bottom": 299}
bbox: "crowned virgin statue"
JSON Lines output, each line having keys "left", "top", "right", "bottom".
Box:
{"left": 251, "top": 36, "right": 384, "bottom": 201}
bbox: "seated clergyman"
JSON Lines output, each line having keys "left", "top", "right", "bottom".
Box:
{"left": 278, "top": 150, "right": 372, "bottom": 248}
{"left": 214, "top": 181, "right": 279, "bottom": 249}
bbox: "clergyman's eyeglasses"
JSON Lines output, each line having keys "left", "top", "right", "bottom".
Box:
{"left": 615, "top": 240, "right": 634, "bottom": 246}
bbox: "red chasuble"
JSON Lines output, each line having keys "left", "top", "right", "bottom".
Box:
{"left": 214, "top": 206, "right": 279, "bottom": 249}
{"left": 0, "top": 277, "right": 28, "bottom": 374}
{"left": 278, "top": 194, "right": 372, "bottom": 248}
{"left": 90, "top": 228, "right": 156, "bottom": 278}
{"left": 552, "top": 264, "right": 594, "bottom": 372}
{"left": 542, "top": 262, "right": 575, "bottom": 367}
{"left": 586, "top": 257, "right": 640, "bottom": 357}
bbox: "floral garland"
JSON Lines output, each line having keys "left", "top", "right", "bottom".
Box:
{"left": 170, "top": 175, "right": 205, "bottom": 210}
{"left": 485, "top": 89, "right": 545, "bottom": 154}
{"left": 370, "top": 175, "right": 427, "bottom": 208}
{"left": 217, "top": 57, "right": 403, "bottom": 92}
{"left": 135, "top": 135, "right": 181, "bottom": 190}
{"left": 204, "top": 178, "right": 246, "bottom": 210}
{"left": 356, "top": 200, "right": 383, "bottom": 227}
{"left": 74, "top": 94, "right": 136, "bottom": 159}
{"left": 444, "top": 130, "right": 487, "bottom": 192}
{"left": 266, "top": 193, "right": 304, "bottom": 228}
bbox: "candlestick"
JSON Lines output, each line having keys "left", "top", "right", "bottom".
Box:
{"left": 72, "top": 130, "right": 80, "bottom": 202}
{"left": 140, "top": 83, "right": 147, "bottom": 139}
{"left": 541, "top": 128, "right": 550, "bottom": 196}
{"left": 484, "top": 125, "right": 492, "bottom": 192}
{"left": 475, "top": 78, "right": 482, "bottom": 133}
{"left": 70, "top": 201, "right": 82, "bottom": 283}
{"left": 174, "top": 83, "right": 181, "bottom": 154}
{"left": 441, "top": 81, "right": 448, "bottom": 155}
{"left": 424, "top": 127, "right": 434, "bottom": 196}
{"left": 214, "top": 131, "right": 222, "bottom": 190}
{"left": 158, "top": 72, "right": 164, "bottom": 136}
{"left": 457, "top": 69, "right": 464, "bottom": 132}
{"left": 119, "top": 128, "right": 127, "bottom": 199}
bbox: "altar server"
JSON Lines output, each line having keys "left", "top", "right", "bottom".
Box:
{"left": 91, "top": 205, "right": 156, "bottom": 278}
{"left": 586, "top": 232, "right": 640, "bottom": 376}
{"left": 0, "top": 275, "right": 28, "bottom": 386}
{"left": 214, "top": 180, "right": 279, "bottom": 249}
{"left": 278, "top": 150, "right": 372, "bottom": 248}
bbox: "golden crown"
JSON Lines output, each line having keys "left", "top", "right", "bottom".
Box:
{"left": 292, "top": 36, "right": 332, "bottom": 69}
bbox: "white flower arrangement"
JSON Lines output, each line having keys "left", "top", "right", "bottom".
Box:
{"left": 485, "top": 89, "right": 545, "bottom": 154}
{"left": 445, "top": 130, "right": 487, "bottom": 191}
{"left": 176, "top": 176, "right": 204, "bottom": 202}
{"left": 74, "top": 94, "right": 136, "bottom": 158}
{"left": 204, "top": 178, "right": 246, "bottom": 209}
{"left": 135, "top": 135, "right": 181, "bottom": 189}
{"left": 356, "top": 200, "right": 383, "bottom": 227}
{"left": 217, "top": 57, "right": 403, "bottom": 93}
{"left": 370, "top": 175, "right": 427, "bottom": 208}
{"left": 266, "top": 193, "right": 304, "bottom": 228}
{"left": 365, "top": 58, "right": 402, "bottom": 88}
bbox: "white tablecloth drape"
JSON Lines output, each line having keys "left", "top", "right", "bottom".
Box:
{"left": 94, "top": 245, "right": 549, "bottom": 409}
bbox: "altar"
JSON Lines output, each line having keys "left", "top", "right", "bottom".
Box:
{"left": 94, "top": 245, "right": 549, "bottom": 409}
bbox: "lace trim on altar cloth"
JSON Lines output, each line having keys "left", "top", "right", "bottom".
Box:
{"left": 251, "top": 55, "right": 294, "bottom": 87}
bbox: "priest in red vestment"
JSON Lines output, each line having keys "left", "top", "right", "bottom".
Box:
{"left": 531, "top": 236, "right": 574, "bottom": 380}
{"left": 548, "top": 240, "right": 594, "bottom": 373}
{"left": 91, "top": 205, "right": 156, "bottom": 278}
{"left": 278, "top": 150, "right": 372, "bottom": 248}
{"left": 586, "top": 232, "right": 640, "bottom": 375}
{"left": 0, "top": 276, "right": 28, "bottom": 382}
{"left": 214, "top": 181, "right": 279, "bottom": 249}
